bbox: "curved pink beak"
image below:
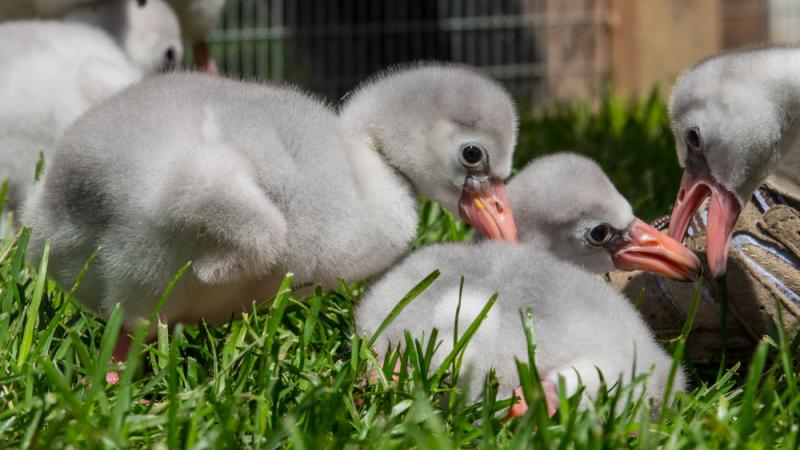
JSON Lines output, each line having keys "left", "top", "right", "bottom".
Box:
{"left": 613, "top": 218, "right": 703, "bottom": 281}
{"left": 458, "top": 178, "right": 518, "bottom": 242}
{"left": 668, "top": 167, "right": 741, "bottom": 279}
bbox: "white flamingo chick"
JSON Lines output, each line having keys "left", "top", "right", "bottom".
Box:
{"left": 667, "top": 47, "right": 800, "bottom": 277}
{"left": 508, "top": 152, "right": 702, "bottom": 280}
{"left": 22, "top": 64, "right": 519, "bottom": 356}
{"left": 0, "top": 0, "right": 182, "bottom": 74}
{"left": 65, "top": 0, "right": 183, "bottom": 74}
{"left": 0, "top": 0, "right": 93, "bottom": 19}
{"left": 355, "top": 242, "right": 685, "bottom": 412}
{"left": 0, "top": 20, "right": 142, "bottom": 211}
{"left": 166, "top": 0, "right": 225, "bottom": 73}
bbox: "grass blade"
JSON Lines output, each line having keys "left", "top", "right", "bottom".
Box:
{"left": 432, "top": 292, "right": 497, "bottom": 383}
{"left": 660, "top": 282, "right": 701, "bottom": 418}
{"left": 0, "top": 227, "right": 30, "bottom": 350}
{"left": 17, "top": 239, "right": 49, "bottom": 367}
{"left": 737, "top": 339, "right": 769, "bottom": 440}
{"left": 367, "top": 270, "right": 440, "bottom": 349}
{"left": 0, "top": 179, "right": 7, "bottom": 214}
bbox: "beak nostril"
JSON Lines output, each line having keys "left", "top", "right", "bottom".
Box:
{"left": 677, "top": 189, "right": 685, "bottom": 202}
{"left": 495, "top": 201, "right": 503, "bottom": 213}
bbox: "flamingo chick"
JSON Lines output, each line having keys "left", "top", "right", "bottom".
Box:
{"left": 357, "top": 153, "right": 693, "bottom": 416}
{"left": 166, "top": 0, "right": 225, "bottom": 74}
{"left": 0, "top": 20, "right": 142, "bottom": 212}
{"left": 65, "top": 0, "right": 183, "bottom": 74}
{"left": 508, "top": 152, "right": 702, "bottom": 280}
{"left": 667, "top": 47, "right": 800, "bottom": 277}
{"left": 22, "top": 64, "right": 519, "bottom": 360}
{"left": 355, "top": 242, "right": 685, "bottom": 416}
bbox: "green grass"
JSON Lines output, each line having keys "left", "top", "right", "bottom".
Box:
{"left": 1, "top": 97, "right": 799, "bottom": 448}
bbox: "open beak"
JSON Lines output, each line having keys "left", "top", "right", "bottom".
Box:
{"left": 458, "top": 176, "right": 518, "bottom": 242}
{"left": 667, "top": 164, "right": 741, "bottom": 278}
{"left": 612, "top": 218, "right": 702, "bottom": 281}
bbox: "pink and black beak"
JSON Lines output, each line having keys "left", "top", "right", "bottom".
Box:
{"left": 667, "top": 150, "right": 741, "bottom": 278}
{"left": 458, "top": 174, "right": 518, "bottom": 242}
{"left": 609, "top": 218, "right": 702, "bottom": 281}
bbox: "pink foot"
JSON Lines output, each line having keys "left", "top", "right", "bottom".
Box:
{"left": 542, "top": 380, "right": 558, "bottom": 416}
{"left": 106, "top": 329, "right": 133, "bottom": 384}
{"left": 106, "top": 370, "right": 120, "bottom": 385}
{"left": 506, "top": 380, "right": 558, "bottom": 419}
{"left": 356, "top": 359, "right": 405, "bottom": 406}
{"left": 367, "top": 359, "right": 404, "bottom": 384}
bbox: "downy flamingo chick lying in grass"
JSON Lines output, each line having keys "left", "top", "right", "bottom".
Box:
{"left": 355, "top": 242, "right": 686, "bottom": 417}
{"left": 357, "top": 153, "right": 694, "bottom": 416}
{"left": 23, "top": 64, "right": 520, "bottom": 372}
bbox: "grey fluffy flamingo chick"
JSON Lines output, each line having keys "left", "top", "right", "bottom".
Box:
{"left": 667, "top": 47, "right": 800, "bottom": 277}
{"left": 508, "top": 152, "right": 702, "bottom": 280}
{"left": 165, "top": 0, "right": 225, "bottom": 73}
{"left": 0, "top": 20, "right": 142, "bottom": 212}
{"left": 355, "top": 242, "right": 685, "bottom": 413}
{"left": 0, "top": 0, "right": 180, "bottom": 212}
{"left": 0, "top": 0, "right": 94, "bottom": 19}
{"left": 0, "top": 0, "right": 182, "bottom": 75}
{"left": 65, "top": 0, "right": 183, "bottom": 74}
{"left": 23, "top": 64, "right": 519, "bottom": 358}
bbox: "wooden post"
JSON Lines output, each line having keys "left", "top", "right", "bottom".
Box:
{"left": 541, "top": 0, "right": 611, "bottom": 102}
{"left": 609, "top": 0, "right": 722, "bottom": 99}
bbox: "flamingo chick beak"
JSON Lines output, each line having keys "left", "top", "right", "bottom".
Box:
{"left": 612, "top": 218, "right": 702, "bottom": 281}
{"left": 668, "top": 165, "right": 741, "bottom": 279}
{"left": 458, "top": 176, "right": 518, "bottom": 242}
{"left": 193, "top": 41, "right": 219, "bottom": 75}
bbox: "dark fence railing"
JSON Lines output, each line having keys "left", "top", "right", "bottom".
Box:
{"left": 206, "top": 0, "right": 611, "bottom": 103}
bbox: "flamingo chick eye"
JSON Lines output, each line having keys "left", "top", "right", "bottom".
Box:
{"left": 586, "top": 223, "right": 611, "bottom": 245}
{"left": 685, "top": 127, "right": 702, "bottom": 151}
{"left": 460, "top": 144, "right": 485, "bottom": 167}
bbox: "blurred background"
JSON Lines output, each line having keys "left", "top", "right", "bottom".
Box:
{"left": 203, "top": 0, "right": 800, "bottom": 104}
{"left": 191, "top": 0, "right": 800, "bottom": 222}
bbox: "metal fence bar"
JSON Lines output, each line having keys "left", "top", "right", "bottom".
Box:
{"left": 205, "top": 0, "right": 800, "bottom": 102}
{"left": 207, "top": 0, "right": 612, "bottom": 103}
{"left": 208, "top": 12, "right": 612, "bottom": 41}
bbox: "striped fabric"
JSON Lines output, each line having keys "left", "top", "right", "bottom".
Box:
{"left": 652, "top": 184, "right": 800, "bottom": 310}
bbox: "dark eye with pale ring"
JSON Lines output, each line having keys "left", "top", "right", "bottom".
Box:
{"left": 459, "top": 144, "right": 485, "bottom": 167}
{"left": 586, "top": 223, "right": 611, "bottom": 246}
{"left": 137, "top": 0, "right": 147, "bottom": 7}
{"left": 685, "top": 127, "right": 702, "bottom": 151}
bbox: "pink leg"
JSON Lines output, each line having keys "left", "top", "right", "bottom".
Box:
{"left": 193, "top": 41, "right": 219, "bottom": 75}
{"left": 506, "top": 380, "right": 558, "bottom": 419}
{"left": 368, "top": 359, "right": 404, "bottom": 384}
{"left": 355, "top": 359, "right": 405, "bottom": 406}
{"left": 106, "top": 329, "right": 132, "bottom": 385}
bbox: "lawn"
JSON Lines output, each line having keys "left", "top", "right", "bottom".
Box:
{"left": 1, "top": 95, "right": 799, "bottom": 449}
